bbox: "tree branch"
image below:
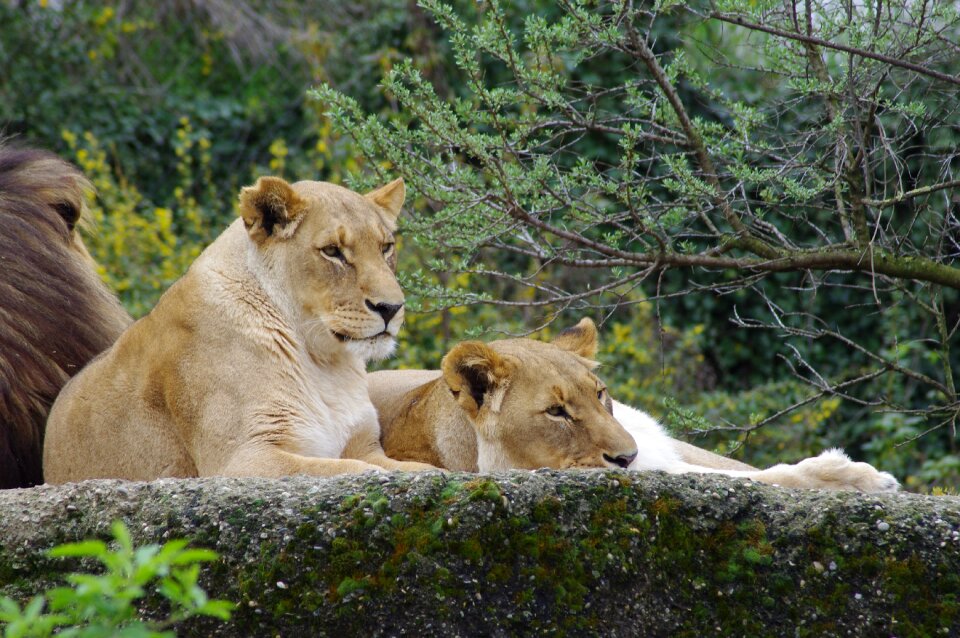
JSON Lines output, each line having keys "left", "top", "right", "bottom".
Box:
{"left": 708, "top": 11, "right": 960, "bottom": 87}
{"left": 862, "top": 179, "right": 960, "bottom": 208}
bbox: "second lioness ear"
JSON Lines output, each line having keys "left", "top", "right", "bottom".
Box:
{"left": 552, "top": 317, "right": 599, "bottom": 359}
{"left": 238, "top": 176, "right": 306, "bottom": 243}
{"left": 364, "top": 178, "right": 405, "bottom": 222}
{"left": 441, "top": 341, "right": 516, "bottom": 421}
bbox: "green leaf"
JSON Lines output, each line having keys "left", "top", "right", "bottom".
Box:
{"left": 49, "top": 540, "right": 108, "bottom": 559}
{"left": 168, "top": 548, "right": 218, "bottom": 566}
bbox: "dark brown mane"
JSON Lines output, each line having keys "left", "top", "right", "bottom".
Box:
{"left": 0, "top": 144, "right": 131, "bottom": 488}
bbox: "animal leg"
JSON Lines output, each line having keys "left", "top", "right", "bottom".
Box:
{"left": 220, "top": 446, "right": 383, "bottom": 478}
{"left": 659, "top": 449, "right": 898, "bottom": 493}
{"left": 343, "top": 428, "right": 440, "bottom": 472}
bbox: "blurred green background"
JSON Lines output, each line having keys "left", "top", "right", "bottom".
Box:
{"left": 2, "top": 0, "right": 956, "bottom": 491}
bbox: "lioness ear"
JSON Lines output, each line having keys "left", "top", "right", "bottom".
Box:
{"left": 238, "top": 176, "right": 306, "bottom": 242}
{"left": 365, "top": 178, "right": 405, "bottom": 222}
{"left": 552, "top": 317, "right": 599, "bottom": 359}
{"left": 441, "top": 341, "right": 515, "bottom": 421}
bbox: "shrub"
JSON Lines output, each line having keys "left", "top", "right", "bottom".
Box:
{"left": 0, "top": 521, "right": 231, "bottom": 637}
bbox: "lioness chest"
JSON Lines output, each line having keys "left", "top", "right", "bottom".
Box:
{"left": 268, "top": 352, "right": 378, "bottom": 460}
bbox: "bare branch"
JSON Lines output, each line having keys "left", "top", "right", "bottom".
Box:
{"left": 707, "top": 11, "right": 960, "bottom": 86}
{"left": 862, "top": 179, "right": 960, "bottom": 208}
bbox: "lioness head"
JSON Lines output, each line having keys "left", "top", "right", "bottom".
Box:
{"left": 440, "top": 318, "right": 639, "bottom": 471}
{"left": 238, "top": 176, "right": 406, "bottom": 361}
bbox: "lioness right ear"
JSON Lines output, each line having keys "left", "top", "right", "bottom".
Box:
{"left": 441, "top": 341, "right": 516, "bottom": 421}
{"left": 552, "top": 317, "right": 599, "bottom": 359}
{"left": 364, "top": 178, "right": 405, "bottom": 223}
{"left": 238, "top": 176, "right": 306, "bottom": 243}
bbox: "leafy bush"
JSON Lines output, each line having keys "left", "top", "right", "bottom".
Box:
{"left": 0, "top": 521, "right": 231, "bottom": 638}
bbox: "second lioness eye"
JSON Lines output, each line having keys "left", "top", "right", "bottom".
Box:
{"left": 382, "top": 242, "right": 395, "bottom": 256}
{"left": 321, "top": 245, "right": 344, "bottom": 260}
{"left": 546, "top": 405, "right": 569, "bottom": 418}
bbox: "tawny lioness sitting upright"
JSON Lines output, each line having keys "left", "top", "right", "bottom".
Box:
{"left": 369, "top": 319, "right": 899, "bottom": 492}
{"left": 44, "top": 175, "right": 435, "bottom": 483}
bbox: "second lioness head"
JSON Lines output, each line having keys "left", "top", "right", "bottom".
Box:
{"left": 238, "top": 175, "right": 405, "bottom": 361}
{"left": 440, "top": 318, "right": 640, "bottom": 471}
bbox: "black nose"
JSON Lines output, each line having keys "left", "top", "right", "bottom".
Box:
{"left": 366, "top": 300, "right": 403, "bottom": 326}
{"left": 603, "top": 451, "right": 638, "bottom": 469}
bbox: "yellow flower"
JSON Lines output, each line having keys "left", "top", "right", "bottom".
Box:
{"left": 93, "top": 7, "right": 114, "bottom": 28}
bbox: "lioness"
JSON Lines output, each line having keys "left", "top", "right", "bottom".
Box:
{"left": 369, "top": 319, "right": 899, "bottom": 492}
{"left": 44, "top": 176, "right": 434, "bottom": 482}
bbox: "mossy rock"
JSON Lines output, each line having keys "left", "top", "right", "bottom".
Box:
{"left": 1, "top": 471, "right": 957, "bottom": 637}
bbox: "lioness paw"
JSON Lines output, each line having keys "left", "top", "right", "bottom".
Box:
{"left": 792, "top": 449, "right": 899, "bottom": 493}
{"left": 393, "top": 460, "right": 444, "bottom": 473}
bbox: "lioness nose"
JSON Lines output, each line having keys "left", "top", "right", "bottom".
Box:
{"left": 366, "top": 300, "right": 403, "bottom": 325}
{"left": 603, "top": 451, "right": 638, "bottom": 469}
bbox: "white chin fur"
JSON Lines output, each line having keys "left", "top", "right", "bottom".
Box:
{"left": 344, "top": 335, "right": 396, "bottom": 362}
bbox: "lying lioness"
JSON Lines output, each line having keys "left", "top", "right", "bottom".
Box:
{"left": 44, "top": 176, "right": 433, "bottom": 482}
{"left": 369, "top": 319, "right": 899, "bottom": 491}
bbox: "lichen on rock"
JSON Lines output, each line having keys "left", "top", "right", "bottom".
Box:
{"left": 0, "top": 471, "right": 957, "bottom": 637}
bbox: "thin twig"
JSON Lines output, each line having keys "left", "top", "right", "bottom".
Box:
{"left": 707, "top": 11, "right": 960, "bottom": 86}
{"left": 862, "top": 179, "right": 960, "bottom": 208}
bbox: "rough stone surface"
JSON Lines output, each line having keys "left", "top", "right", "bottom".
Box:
{"left": 0, "top": 471, "right": 957, "bottom": 637}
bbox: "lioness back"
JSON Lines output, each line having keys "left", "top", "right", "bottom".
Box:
{"left": 44, "top": 176, "right": 431, "bottom": 483}
{"left": 45, "top": 228, "right": 250, "bottom": 481}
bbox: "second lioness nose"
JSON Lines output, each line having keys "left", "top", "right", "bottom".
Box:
{"left": 366, "top": 300, "right": 403, "bottom": 325}
{"left": 603, "top": 450, "right": 638, "bottom": 469}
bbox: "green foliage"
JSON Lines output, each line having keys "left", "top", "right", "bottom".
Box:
{"left": 0, "top": 522, "right": 231, "bottom": 637}
{"left": 63, "top": 126, "right": 217, "bottom": 317}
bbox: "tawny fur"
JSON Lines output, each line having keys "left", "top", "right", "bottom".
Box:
{"left": 0, "top": 144, "right": 131, "bottom": 489}
{"left": 370, "top": 318, "right": 899, "bottom": 492}
{"left": 44, "top": 176, "right": 435, "bottom": 483}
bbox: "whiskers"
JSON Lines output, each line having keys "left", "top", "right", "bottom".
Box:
{"left": 300, "top": 314, "right": 396, "bottom": 363}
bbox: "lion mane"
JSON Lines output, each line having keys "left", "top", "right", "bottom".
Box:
{"left": 0, "top": 144, "right": 130, "bottom": 489}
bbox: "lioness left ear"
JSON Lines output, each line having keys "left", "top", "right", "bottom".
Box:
{"left": 441, "top": 341, "right": 516, "bottom": 421}
{"left": 364, "top": 178, "right": 405, "bottom": 222}
{"left": 238, "top": 176, "right": 306, "bottom": 243}
{"left": 552, "top": 317, "right": 599, "bottom": 359}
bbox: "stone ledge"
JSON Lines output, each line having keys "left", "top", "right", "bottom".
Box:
{"left": 1, "top": 471, "right": 957, "bottom": 637}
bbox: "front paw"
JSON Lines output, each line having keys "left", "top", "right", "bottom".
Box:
{"left": 793, "top": 449, "right": 899, "bottom": 493}
{"left": 395, "top": 460, "right": 444, "bottom": 473}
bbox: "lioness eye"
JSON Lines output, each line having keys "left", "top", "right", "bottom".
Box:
{"left": 321, "top": 245, "right": 344, "bottom": 260}
{"left": 598, "top": 389, "right": 604, "bottom": 400}
{"left": 382, "top": 242, "right": 395, "bottom": 256}
{"left": 546, "top": 405, "right": 569, "bottom": 418}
